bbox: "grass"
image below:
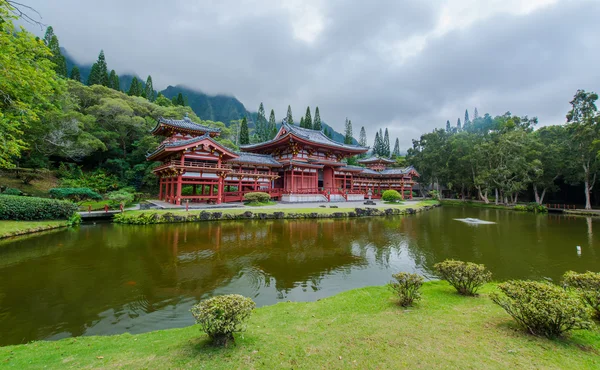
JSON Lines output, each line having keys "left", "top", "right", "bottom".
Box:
{"left": 243, "top": 201, "right": 277, "bottom": 207}
{"left": 1, "top": 281, "right": 598, "bottom": 369}
{"left": 0, "top": 173, "right": 59, "bottom": 198}
{"left": 441, "top": 199, "right": 516, "bottom": 210}
{"left": 0, "top": 220, "right": 67, "bottom": 239}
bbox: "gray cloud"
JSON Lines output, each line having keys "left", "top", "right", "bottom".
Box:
{"left": 19, "top": 0, "right": 600, "bottom": 150}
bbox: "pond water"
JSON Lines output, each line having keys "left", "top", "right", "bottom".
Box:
{"left": 0, "top": 206, "right": 598, "bottom": 346}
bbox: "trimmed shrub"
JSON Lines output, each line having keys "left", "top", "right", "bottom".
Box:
{"left": 514, "top": 203, "right": 548, "bottom": 213}
{"left": 564, "top": 271, "right": 600, "bottom": 320}
{"left": 49, "top": 187, "right": 103, "bottom": 202}
{"left": 491, "top": 280, "right": 593, "bottom": 338}
{"left": 389, "top": 272, "right": 423, "bottom": 306}
{"left": 382, "top": 189, "right": 402, "bottom": 202}
{"left": 1, "top": 187, "right": 22, "bottom": 196}
{"left": 191, "top": 294, "right": 256, "bottom": 346}
{"left": 434, "top": 260, "right": 492, "bottom": 296}
{"left": 0, "top": 195, "right": 78, "bottom": 220}
{"left": 243, "top": 192, "right": 271, "bottom": 203}
{"left": 106, "top": 190, "right": 135, "bottom": 207}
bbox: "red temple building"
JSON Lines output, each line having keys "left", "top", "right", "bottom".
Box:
{"left": 147, "top": 116, "right": 419, "bottom": 204}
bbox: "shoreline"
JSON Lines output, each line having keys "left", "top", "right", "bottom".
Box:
{"left": 113, "top": 200, "right": 440, "bottom": 224}
{"left": 1, "top": 281, "right": 597, "bottom": 369}
{"left": 0, "top": 221, "right": 68, "bottom": 240}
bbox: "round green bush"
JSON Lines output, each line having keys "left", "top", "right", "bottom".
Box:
{"left": 1, "top": 187, "right": 22, "bottom": 196}
{"left": 563, "top": 271, "right": 600, "bottom": 320}
{"left": 106, "top": 190, "right": 135, "bottom": 207}
{"left": 434, "top": 259, "right": 492, "bottom": 296}
{"left": 389, "top": 272, "right": 423, "bottom": 307}
{"left": 0, "top": 195, "right": 78, "bottom": 220}
{"left": 49, "top": 187, "right": 103, "bottom": 202}
{"left": 243, "top": 192, "right": 271, "bottom": 203}
{"left": 191, "top": 294, "right": 256, "bottom": 346}
{"left": 491, "top": 280, "right": 593, "bottom": 338}
{"left": 382, "top": 189, "right": 402, "bottom": 202}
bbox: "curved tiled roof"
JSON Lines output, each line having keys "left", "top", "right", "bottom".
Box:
{"left": 240, "top": 122, "right": 368, "bottom": 152}
{"left": 229, "top": 152, "right": 282, "bottom": 167}
{"left": 381, "top": 166, "right": 419, "bottom": 176}
{"left": 151, "top": 116, "right": 221, "bottom": 135}
{"left": 357, "top": 155, "right": 395, "bottom": 164}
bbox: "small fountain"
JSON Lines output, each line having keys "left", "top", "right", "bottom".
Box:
{"left": 454, "top": 218, "right": 496, "bottom": 225}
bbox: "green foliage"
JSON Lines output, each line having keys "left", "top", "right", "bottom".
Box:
{"left": 2, "top": 187, "right": 22, "bottom": 196}
{"left": 243, "top": 192, "right": 271, "bottom": 203}
{"left": 389, "top": 272, "right": 423, "bottom": 307}
{"left": 344, "top": 118, "right": 353, "bottom": 144}
{"left": 87, "top": 50, "right": 109, "bottom": 86}
{"left": 383, "top": 128, "right": 390, "bottom": 157}
{"left": 67, "top": 212, "right": 82, "bottom": 226}
{"left": 392, "top": 138, "right": 400, "bottom": 158}
{"left": 563, "top": 271, "right": 600, "bottom": 320}
{"left": 514, "top": 203, "right": 548, "bottom": 213}
{"left": 304, "top": 106, "right": 312, "bottom": 130}
{"left": 382, "top": 189, "right": 402, "bottom": 202}
{"left": 128, "top": 77, "right": 142, "bottom": 96}
{"left": 491, "top": 280, "right": 593, "bottom": 338}
{"left": 286, "top": 105, "right": 294, "bottom": 125}
{"left": 434, "top": 260, "right": 492, "bottom": 296}
{"left": 313, "top": 107, "right": 322, "bottom": 131}
{"left": 0, "top": 195, "right": 77, "bottom": 220}
{"left": 106, "top": 190, "right": 135, "bottom": 207}
{"left": 61, "top": 170, "right": 120, "bottom": 194}
{"left": 145, "top": 75, "right": 155, "bottom": 101}
{"left": 49, "top": 187, "right": 103, "bottom": 202}
{"left": 70, "top": 65, "right": 81, "bottom": 82}
{"left": 239, "top": 117, "right": 250, "bottom": 145}
{"left": 268, "top": 109, "right": 277, "bottom": 139}
{"left": 190, "top": 294, "right": 256, "bottom": 346}
{"left": 429, "top": 190, "right": 441, "bottom": 200}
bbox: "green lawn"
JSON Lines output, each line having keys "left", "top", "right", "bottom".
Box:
{"left": 0, "top": 220, "right": 67, "bottom": 239}
{"left": 1, "top": 282, "right": 597, "bottom": 369}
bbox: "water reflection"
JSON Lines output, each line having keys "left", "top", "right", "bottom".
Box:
{"left": 0, "top": 207, "right": 598, "bottom": 345}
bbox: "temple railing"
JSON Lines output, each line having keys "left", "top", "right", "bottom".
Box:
{"left": 154, "top": 160, "right": 233, "bottom": 172}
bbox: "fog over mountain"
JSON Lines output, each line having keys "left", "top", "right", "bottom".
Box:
{"left": 21, "top": 0, "right": 600, "bottom": 149}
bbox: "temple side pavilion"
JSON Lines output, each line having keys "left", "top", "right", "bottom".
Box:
{"left": 147, "top": 117, "right": 419, "bottom": 204}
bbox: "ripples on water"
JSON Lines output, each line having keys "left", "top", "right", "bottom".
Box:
{"left": 0, "top": 207, "right": 598, "bottom": 345}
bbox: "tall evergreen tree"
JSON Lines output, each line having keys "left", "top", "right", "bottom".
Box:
{"left": 464, "top": 109, "right": 470, "bottom": 126}
{"left": 95, "top": 50, "right": 109, "bottom": 86}
{"left": 344, "top": 118, "right": 353, "bottom": 144}
{"left": 457, "top": 118, "right": 462, "bottom": 129}
{"left": 446, "top": 120, "right": 451, "bottom": 132}
{"left": 313, "top": 107, "right": 322, "bottom": 130}
{"left": 473, "top": 107, "right": 479, "bottom": 120}
{"left": 43, "top": 26, "right": 55, "bottom": 46}
{"left": 87, "top": 63, "right": 99, "bottom": 85}
{"left": 70, "top": 65, "right": 81, "bottom": 82}
{"left": 392, "top": 138, "right": 400, "bottom": 158}
{"left": 268, "top": 109, "right": 277, "bottom": 139}
{"left": 286, "top": 105, "right": 294, "bottom": 125}
{"left": 108, "top": 70, "right": 119, "bottom": 91}
{"left": 128, "top": 77, "right": 142, "bottom": 96}
{"left": 304, "top": 106, "right": 312, "bottom": 130}
{"left": 300, "top": 116, "right": 305, "bottom": 129}
{"left": 378, "top": 128, "right": 384, "bottom": 155}
{"left": 383, "top": 128, "right": 390, "bottom": 157}
{"left": 47, "top": 35, "right": 67, "bottom": 77}
{"left": 359, "top": 126, "right": 367, "bottom": 147}
{"left": 176, "top": 93, "right": 185, "bottom": 106}
{"left": 145, "top": 75, "right": 154, "bottom": 101}
{"left": 457, "top": 117, "right": 462, "bottom": 130}
{"left": 256, "top": 102, "right": 267, "bottom": 141}
{"left": 374, "top": 131, "right": 381, "bottom": 156}
{"left": 239, "top": 117, "right": 250, "bottom": 145}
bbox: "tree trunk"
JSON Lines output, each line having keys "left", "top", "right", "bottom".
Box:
{"left": 533, "top": 184, "right": 540, "bottom": 204}
{"left": 539, "top": 188, "right": 547, "bottom": 205}
{"left": 495, "top": 188, "right": 499, "bottom": 205}
{"left": 461, "top": 184, "right": 465, "bottom": 200}
{"left": 514, "top": 192, "right": 519, "bottom": 204}
{"left": 477, "top": 186, "right": 489, "bottom": 203}
{"left": 585, "top": 179, "right": 592, "bottom": 210}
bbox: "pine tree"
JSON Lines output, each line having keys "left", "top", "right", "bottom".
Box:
{"left": 239, "top": 117, "right": 250, "bottom": 145}
{"left": 374, "top": 131, "right": 381, "bottom": 156}
{"left": 304, "top": 106, "right": 312, "bottom": 130}
{"left": 446, "top": 120, "right": 451, "bottom": 132}
{"left": 268, "top": 109, "right": 277, "bottom": 139}
{"left": 383, "top": 128, "right": 390, "bottom": 157}
{"left": 392, "top": 138, "right": 400, "bottom": 158}
{"left": 128, "top": 77, "right": 140, "bottom": 96}
{"left": 256, "top": 103, "right": 267, "bottom": 141}
{"left": 87, "top": 63, "right": 99, "bottom": 85}
{"left": 43, "top": 27, "right": 67, "bottom": 77}
{"left": 43, "top": 26, "right": 55, "bottom": 46}
{"left": 286, "top": 105, "right": 294, "bottom": 125}
{"left": 359, "top": 126, "right": 367, "bottom": 147}
{"left": 457, "top": 118, "right": 461, "bottom": 129}
{"left": 70, "top": 65, "right": 81, "bottom": 82}
{"left": 344, "top": 118, "right": 353, "bottom": 144}
{"left": 145, "top": 75, "right": 155, "bottom": 101}
{"left": 95, "top": 50, "right": 109, "bottom": 86}
{"left": 176, "top": 93, "right": 185, "bottom": 106}
{"left": 108, "top": 70, "right": 119, "bottom": 90}
{"left": 473, "top": 107, "right": 479, "bottom": 120}
{"left": 300, "top": 116, "right": 305, "bottom": 129}
{"left": 313, "top": 107, "right": 322, "bottom": 131}
{"left": 464, "top": 109, "right": 470, "bottom": 126}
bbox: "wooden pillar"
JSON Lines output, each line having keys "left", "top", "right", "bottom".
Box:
{"left": 176, "top": 173, "right": 183, "bottom": 205}
{"left": 217, "top": 174, "right": 224, "bottom": 204}
{"left": 291, "top": 168, "right": 295, "bottom": 193}
{"left": 158, "top": 177, "right": 163, "bottom": 200}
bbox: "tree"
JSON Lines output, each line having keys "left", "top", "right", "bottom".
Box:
{"left": 300, "top": 116, "right": 305, "bottom": 129}
{"left": 304, "top": 106, "right": 312, "bottom": 130}
{"left": 70, "top": 65, "right": 81, "bottom": 82}
{"left": 457, "top": 118, "right": 461, "bottom": 130}
{"left": 565, "top": 89, "right": 600, "bottom": 209}
{"left": 464, "top": 109, "right": 470, "bottom": 127}
{"left": 383, "top": 128, "right": 390, "bottom": 157}
{"left": 473, "top": 107, "right": 479, "bottom": 120}
{"left": 268, "top": 109, "right": 277, "bottom": 139}
{"left": 446, "top": 120, "right": 451, "bottom": 132}
{"left": 392, "top": 138, "right": 400, "bottom": 158}
{"left": 374, "top": 131, "right": 381, "bottom": 156}
{"left": 344, "top": 118, "right": 353, "bottom": 144}
{"left": 359, "top": 126, "right": 367, "bottom": 147}
{"left": 145, "top": 75, "right": 154, "bottom": 101}
{"left": 176, "top": 92, "right": 185, "bottom": 106}
{"left": 286, "top": 105, "right": 294, "bottom": 125}
{"left": 128, "top": 77, "right": 141, "bottom": 96}
{"left": 256, "top": 102, "right": 268, "bottom": 141}
{"left": 43, "top": 27, "right": 67, "bottom": 77}
{"left": 108, "top": 70, "right": 120, "bottom": 91}
{"left": 313, "top": 107, "right": 322, "bottom": 130}
{"left": 87, "top": 63, "right": 99, "bottom": 86}
{"left": 0, "top": 4, "right": 65, "bottom": 167}
{"left": 95, "top": 50, "right": 109, "bottom": 86}
{"left": 239, "top": 117, "right": 250, "bottom": 145}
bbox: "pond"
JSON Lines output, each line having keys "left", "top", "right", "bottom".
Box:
{"left": 0, "top": 206, "right": 598, "bottom": 346}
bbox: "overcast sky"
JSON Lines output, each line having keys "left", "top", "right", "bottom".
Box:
{"left": 20, "top": 0, "right": 600, "bottom": 149}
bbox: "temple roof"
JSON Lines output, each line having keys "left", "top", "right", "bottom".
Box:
{"left": 146, "top": 133, "right": 237, "bottom": 161}
{"left": 357, "top": 155, "right": 396, "bottom": 164}
{"left": 228, "top": 152, "right": 282, "bottom": 167}
{"left": 240, "top": 122, "right": 368, "bottom": 153}
{"left": 151, "top": 116, "right": 221, "bottom": 136}
{"left": 380, "top": 166, "right": 419, "bottom": 176}
{"left": 338, "top": 165, "right": 365, "bottom": 172}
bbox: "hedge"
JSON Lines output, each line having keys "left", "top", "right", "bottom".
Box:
{"left": 0, "top": 195, "right": 78, "bottom": 220}
{"left": 49, "top": 187, "right": 103, "bottom": 202}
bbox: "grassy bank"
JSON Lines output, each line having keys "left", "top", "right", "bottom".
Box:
{"left": 440, "top": 199, "right": 515, "bottom": 210}
{"left": 1, "top": 281, "right": 598, "bottom": 369}
{"left": 114, "top": 200, "right": 440, "bottom": 224}
{"left": 0, "top": 220, "right": 67, "bottom": 239}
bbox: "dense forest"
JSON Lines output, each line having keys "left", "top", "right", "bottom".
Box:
{"left": 407, "top": 92, "right": 600, "bottom": 209}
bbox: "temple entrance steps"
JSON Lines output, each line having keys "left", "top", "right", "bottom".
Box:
{"left": 329, "top": 194, "right": 346, "bottom": 202}
{"left": 281, "top": 194, "right": 329, "bottom": 203}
